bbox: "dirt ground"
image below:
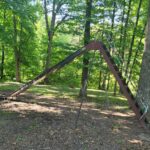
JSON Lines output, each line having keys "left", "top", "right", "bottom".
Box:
{"left": 0, "top": 92, "right": 150, "bottom": 150}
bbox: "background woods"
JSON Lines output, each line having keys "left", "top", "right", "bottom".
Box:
{"left": 0, "top": 0, "right": 150, "bottom": 109}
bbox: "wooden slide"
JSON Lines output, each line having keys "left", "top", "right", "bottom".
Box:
{"left": 0, "top": 40, "right": 148, "bottom": 127}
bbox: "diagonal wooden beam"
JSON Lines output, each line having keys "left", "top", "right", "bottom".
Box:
{"left": 3, "top": 40, "right": 148, "bottom": 127}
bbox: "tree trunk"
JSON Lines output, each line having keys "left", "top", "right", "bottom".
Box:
{"left": 13, "top": 15, "right": 21, "bottom": 82}
{"left": 1, "top": 10, "right": 6, "bottom": 80}
{"left": 79, "top": 0, "right": 92, "bottom": 97}
{"left": 113, "top": 80, "right": 117, "bottom": 96}
{"left": 98, "top": 71, "right": 102, "bottom": 89}
{"left": 106, "top": 74, "right": 110, "bottom": 91}
{"left": 121, "top": 0, "right": 132, "bottom": 74}
{"left": 136, "top": 2, "right": 150, "bottom": 123}
{"left": 127, "top": 23, "right": 146, "bottom": 85}
{"left": 125, "top": 0, "right": 142, "bottom": 76}
{"left": 101, "top": 73, "right": 106, "bottom": 90}
{"left": 118, "top": 1, "right": 126, "bottom": 94}
{"left": 110, "top": 2, "right": 117, "bottom": 94}
{"left": 0, "top": 45, "right": 5, "bottom": 79}
{"left": 119, "top": 0, "right": 126, "bottom": 54}
{"left": 43, "top": 0, "right": 56, "bottom": 83}
{"left": 98, "top": 9, "right": 105, "bottom": 90}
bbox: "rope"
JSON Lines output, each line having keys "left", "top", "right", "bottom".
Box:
{"left": 74, "top": 50, "right": 97, "bottom": 128}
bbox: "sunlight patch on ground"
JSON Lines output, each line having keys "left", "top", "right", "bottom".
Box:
{"left": 128, "top": 139, "right": 143, "bottom": 145}
{"left": 111, "top": 105, "right": 129, "bottom": 110}
{"left": 0, "top": 102, "right": 62, "bottom": 114}
{"left": 0, "top": 83, "right": 12, "bottom": 86}
{"left": 0, "top": 82, "right": 22, "bottom": 86}
{"left": 87, "top": 94, "right": 126, "bottom": 101}
{"left": 100, "top": 110, "right": 134, "bottom": 117}
{"left": 29, "top": 88, "right": 59, "bottom": 94}
{"left": 36, "top": 95, "right": 57, "bottom": 99}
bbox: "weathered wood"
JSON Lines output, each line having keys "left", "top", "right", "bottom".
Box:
{"left": 7, "top": 47, "right": 87, "bottom": 98}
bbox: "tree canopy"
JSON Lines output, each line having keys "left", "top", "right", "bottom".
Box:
{"left": 0, "top": 0, "right": 149, "bottom": 94}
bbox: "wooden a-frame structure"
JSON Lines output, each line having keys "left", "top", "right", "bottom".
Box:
{"left": 0, "top": 40, "right": 148, "bottom": 127}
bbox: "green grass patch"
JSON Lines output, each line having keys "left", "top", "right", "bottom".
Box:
{"left": 0, "top": 110, "right": 17, "bottom": 116}
{"left": 0, "top": 82, "right": 22, "bottom": 91}
{"left": 0, "top": 82, "right": 128, "bottom": 110}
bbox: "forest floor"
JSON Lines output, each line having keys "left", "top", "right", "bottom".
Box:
{"left": 0, "top": 82, "right": 150, "bottom": 150}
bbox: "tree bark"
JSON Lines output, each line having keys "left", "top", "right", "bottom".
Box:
{"left": 98, "top": 6, "right": 105, "bottom": 90}
{"left": 13, "top": 15, "right": 21, "bottom": 82}
{"left": 79, "top": 0, "right": 92, "bottom": 97}
{"left": 101, "top": 73, "right": 107, "bottom": 90}
{"left": 98, "top": 71, "right": 102, "bottom": 89}
{"left": 118, "top": 0, "right": 126, "bottom": 93}
{"left": 0, "top": 45, "right": 4, "bottom": 79}
{"left": 121, "top": 0, "right": 132, "bottom": 74}
{"left": 136, "top": 2, "right": 150, "bottom": 123}
{"left": 125, "top": 0, "right": 142, "bottom": 76}
{"left": 127, "top": 23, "right": 146, "bottom": 85}
{"left": 43, "top": 0, "right": 55, "bottom": 83}
{"left": 43, "top": 0, "right": 65, "bottom": 83}
{"left": 45, "top": 0, "right": 56, "bottom": 69}
{"left": 110, "top": 2, "right": 117, "bottom": 94}
{"left": 119, "top": 0, "right": 126, "bottom": 71}
{"left": 1, "top": 10, "right": 6, "bottom": 80}
{"left": 106, "top": 74, "right": 110, "bottom": 91}
{"left": 113, "top": 80, "right": 117, "bottom": 96}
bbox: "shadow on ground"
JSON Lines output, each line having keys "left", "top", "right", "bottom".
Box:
{"left": 0, "top": 83, "right": 150, "bottom": 150}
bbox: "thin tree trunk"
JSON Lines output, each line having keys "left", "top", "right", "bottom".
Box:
{"left": 108, "top": 2, "right": 116, "bottom": 93}
{"left": 127, "top": 23, "right": 146, "bottom": 85}
{"left": 45, "top": 0, "right": 56, "bottom": 69}
{"left": 136, "top": 2, "right": 150, "bottom": 122}
{"left": 121, "top": 0, "right": 132, "bottom": 74}
{"left": 106, "top": 74, "right": 110, "bottom": 91}
{"left": 125, "top": 0, "right": 142, "bottom": 76}
{"left": 119, "top": 0, "right": 126, "bottom": 93}
{"left": 110, "top": 2, "right": 116, "bottom": 42}
{"left": 113, "top": 80, "right": 117, "bottom": 96}
{"left": 119, "top": 0, "right": 126, "bottom": 71}
{"left": 13, "top": 15, "right": 21, "bottom": 82}
{"left": 1, "top": 10, "right": 6, "bottom": 80}
{"left": 0, "top": 45, "right": 4, "bottom": 79}
{"left": 43, "top": 0, "right": 56, "bottom": 83}
{"left": 98, "top": 71, "right": 102, "bottom": 89}
{"left": 79, "top": 0, "right": 92, "bottom": 97}
{"left": 101, "top": 73, "right": 106, "bottom": 90}
{"left": 99, "top": 5, "right": 105, "bottom": 90}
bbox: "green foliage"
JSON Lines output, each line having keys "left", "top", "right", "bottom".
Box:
{"left": 0, "top": 0, "right": 148, "bottom": 94}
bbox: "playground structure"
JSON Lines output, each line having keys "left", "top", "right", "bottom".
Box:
{"left": 0, "top": 40, "right": 148, "bottom": 127}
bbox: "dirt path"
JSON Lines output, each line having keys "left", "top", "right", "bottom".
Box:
{"left": 0, "top": 92, "right": 150, "bottom": 150}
